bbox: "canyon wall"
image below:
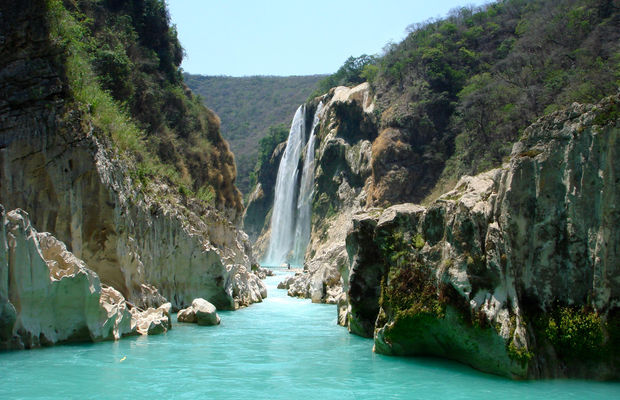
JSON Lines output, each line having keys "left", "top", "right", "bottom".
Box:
{"left": 343, "top": 95, "right": 619, "bottom": 379}
{"left": 0, "top": 0, "right": 264, "bottom": 320}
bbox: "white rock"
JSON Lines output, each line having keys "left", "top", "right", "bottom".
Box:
{"left": 0, "top": 207, "right": 135, "bottom": 349}
{"left": 130, "top": 307, "right": 169, "bottom": 335}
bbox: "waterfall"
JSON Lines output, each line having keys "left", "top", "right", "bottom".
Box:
{"left": 292, "top": 101, "right": 324, "bottom": 265}
{"left": 263, "top": 102, "right": 323, "bottom": 267}
{"left": 264, "top": 105, "right": 306, "bottom": 266}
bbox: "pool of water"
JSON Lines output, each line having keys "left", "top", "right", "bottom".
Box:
{"left": 1, "top": 269, "right": 618, "bottom": 399}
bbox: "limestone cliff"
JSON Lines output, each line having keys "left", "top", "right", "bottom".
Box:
{"left": 342, "top": 95, "right": 619, "bottom": 379}
{"left": 250, "top": 84, "right": 618, "bottom": 378}
{"left": 1, "top": 205, "right": 177, "bottom": 349}
{"left": 0, "top": 0, "right": 264, "bottom": 315}
{"left": 1, "top": 206, "right": 124, "bottom": 349}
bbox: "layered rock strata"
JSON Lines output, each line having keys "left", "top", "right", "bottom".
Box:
{"left": 342, "top": 95, "right": 619, "bottom": 379}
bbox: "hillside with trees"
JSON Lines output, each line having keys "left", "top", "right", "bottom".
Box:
{"left": 311, "top": 0, "right": 619, "bottom": 204}
{"left": 185, "top": 74, "right": 324, "bottom": 195}
{"left": 41, "top": 0, "right": 244, "bottom": 213}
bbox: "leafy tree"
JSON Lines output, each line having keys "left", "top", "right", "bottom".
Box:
{"left": 310, "top": 54, "right": 379, "bottom": 98}
{"left": 249, "top": 123, "right": 289, "bottom": 189}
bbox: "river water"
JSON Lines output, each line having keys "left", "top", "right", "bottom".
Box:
{"left": 1, "top": 269, "right": 618, "bottom": 399}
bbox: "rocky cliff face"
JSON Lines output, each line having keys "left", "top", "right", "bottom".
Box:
{"left": 0, "top": 206, "right": 162, "bottom": 350}
{"left": 342, "top": 95, "right": 619, "bottom": 379}
{"left": 0, "top": 0, "right": 264, "bottom": 320}
{"left": 250, "top": 81, "right": 618, "bottom": 378}
{"left": 1, "top": 205, "right": 179, "bottom": 349}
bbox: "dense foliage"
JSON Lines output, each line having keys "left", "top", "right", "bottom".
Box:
{"left": 185, "top": 74, "right": 323, "bottom": 195}
{"left": 47, "top": 0, "right": 241, "bottom": 212}
{"left": 309, "top": 54, "right": 379, "bottom": 99}
{"left": 321, "top": 0, "right": 619, "bottom": 202}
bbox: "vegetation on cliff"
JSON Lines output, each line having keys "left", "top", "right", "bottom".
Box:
{"left": 343, "top": 94, "right": 620, "bottom": 379}
{"left": 316, "top": 0, "right": 619, "bottom": 204}
{"left": 184, "top": 74, "right": 324, "bottom": 195}
{"left": 46, "top": 0, "right": 242, "bottom": 213}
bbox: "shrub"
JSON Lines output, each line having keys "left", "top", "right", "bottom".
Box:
{"left": 544, "top": 306, "right": 604, "bottom": 358}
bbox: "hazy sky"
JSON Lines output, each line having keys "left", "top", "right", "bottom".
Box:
{"left": 167, "top": 0, "right": 489, "bottom": 76}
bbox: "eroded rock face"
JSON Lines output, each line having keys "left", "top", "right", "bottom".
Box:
{"left": 130, "top": 306, "right": 170, "bottom": 335}
{"left": 0, "top": 207, "right": 137, "bottom": 349}
{"left": 229, "top": 264, "right": 268, "bottom": 308}
{"left": 342, "top": 96, "right": 620, "bottom": 379}
{"left": 0, "top": 0, "right": 264, "bottom": 312}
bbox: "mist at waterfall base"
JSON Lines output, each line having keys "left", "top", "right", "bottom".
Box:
{"left": 2, "top": 271, "right": 617, "bottom": 399}
{"left": 263, "top": 102, "right": 324, "bottom": 267}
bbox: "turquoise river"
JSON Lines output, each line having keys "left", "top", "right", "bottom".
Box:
{"left": 1, "top": 269, "right": 619, "bottom": 399}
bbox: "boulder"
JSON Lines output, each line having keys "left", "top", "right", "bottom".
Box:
{"left": 177, "top": 306, "right": 197, "bottom": 323}
{"left": 130, "top": 307, "right": 169, "bottom": 335}
{"left": 192, "top": 298, "right": 221, "bottom": 326}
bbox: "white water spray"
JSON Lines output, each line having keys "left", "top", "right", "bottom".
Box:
{"left": 292, "top": 101, "right": 324, "bottom": 265}
{"left": 264, "top": 105, "right": 306, "bottom": 265}
{"left": 263, "top": 103, "right": 324, "bottom": 266}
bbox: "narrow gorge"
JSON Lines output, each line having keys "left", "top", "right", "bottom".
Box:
{"left": 1, "top": 0, "right": 619, "bottom": 397}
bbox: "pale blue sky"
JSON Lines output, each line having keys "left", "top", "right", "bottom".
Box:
{"left": 167, "top": 0, "right": 489, "bottom": 76}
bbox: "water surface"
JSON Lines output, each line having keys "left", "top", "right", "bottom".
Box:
{"left": 1, "top": 269, "right": 618, "bottom": 399}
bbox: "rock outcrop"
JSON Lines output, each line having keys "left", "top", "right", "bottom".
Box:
{"left": 0, "top": 206, "right": 172, "bottom": 350}
{"left": 341, "top": 95, "right": 620, "bottom": 379}
{"left": 131, "top": 305, "right": 171, "bottom": 335}
{"left": 0, "top": 0, "right": 264, "bottom": 314}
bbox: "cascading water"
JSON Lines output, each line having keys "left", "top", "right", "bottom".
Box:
{"left": 264, "top": 105, "right": 306, "bottom": 265}
{"left": 292, "top": 101, "right": 324, "bottom": 265}
{"left": 263, "top": 103, "right": 323, "bottom": 266}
